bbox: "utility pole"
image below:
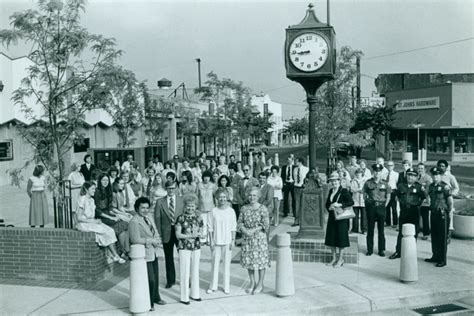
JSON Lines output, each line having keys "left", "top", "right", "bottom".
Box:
{"left": 356, "top": 56, "right": 361, "bottom": 110}
{"left": 195, "top": 58, "right": 202, "bottom": 89}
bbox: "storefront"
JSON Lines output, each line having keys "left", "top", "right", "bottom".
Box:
{"left": 383, "top": 82, "right": 474, "bottom": 162}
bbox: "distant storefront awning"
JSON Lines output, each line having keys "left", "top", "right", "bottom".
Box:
{"left": 392, "top": 108, "right": 451, "bottom": 129}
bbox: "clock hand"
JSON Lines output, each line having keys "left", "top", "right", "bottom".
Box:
{"left": 296, "top": 50, "right": 310, "bottom": 55}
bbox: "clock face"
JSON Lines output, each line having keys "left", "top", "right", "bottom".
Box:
{"left": 289, "top": 33, "right": 329, "bottom": 72}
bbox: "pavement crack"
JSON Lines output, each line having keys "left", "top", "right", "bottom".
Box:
{"left": 27, "top": 289, "right": 72, "bottom": 315}
{"left": 341, "top": 283, "right": 375, "bottom": 311}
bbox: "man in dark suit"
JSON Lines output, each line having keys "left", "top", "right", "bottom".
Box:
{"left": 281, "top": 156, "right": 296, "bottom": 218}
{"left": 257, "top": 172, "right": 274, "bottom": 224}
{"left": 80, "top": 154, "right": 96, "bottom": 182}
{"left": 397, "top": 159, "right": 411, "bottom": 186}
{"left": 154, "top": 180, "right": 183, "bottom": 288}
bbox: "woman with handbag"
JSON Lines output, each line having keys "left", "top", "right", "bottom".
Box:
{"left": 325, "top": 171, "right": 354, "bottom": 268}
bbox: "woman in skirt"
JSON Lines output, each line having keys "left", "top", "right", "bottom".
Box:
{"left": 27, "top": 165, "right": 50, "bottom": 227}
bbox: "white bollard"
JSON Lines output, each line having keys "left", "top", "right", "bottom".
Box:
{"left": 400, "top": 223, "right": 418, "bottom": 283}
{"left": 274, "top": 153, "right": 279, "bottom": 167}
{"left": 275, "top": 233, "right": 295, "bottom": 297}
{"left": 248, "top": 153, "right": 254, "bottom": 172}
{"left": 129, "top": 244, "right": 151, "bottom": 314}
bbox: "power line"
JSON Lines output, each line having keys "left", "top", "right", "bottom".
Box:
{"left": 363, "top": 37, "right": 474, "bottom": 60}
{"left": 262, "top": 83, "right": 298, "bottom": 93}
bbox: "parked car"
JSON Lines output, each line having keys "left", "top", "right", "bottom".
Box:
{"left": 336, "top": 142, "right": 356, "bottom": 157}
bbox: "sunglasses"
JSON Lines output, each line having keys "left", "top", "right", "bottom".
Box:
{"left": 243, "top": 169, "right": 250, "bottom": 171}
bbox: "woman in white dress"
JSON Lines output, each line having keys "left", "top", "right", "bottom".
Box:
{"left": 75, "top": 181, "right": 125, "bottom": 264}
{"left": 150, "top": 174, "right": 167, "bottom": 208}
{"left": 267, "top": 166, "right": 283, "bottom": 225}
{"left": 67, "top": 163, "right": 85, "bottom": 218}
{"left": 27, "top": 165, "right": 50, "bottom": 227}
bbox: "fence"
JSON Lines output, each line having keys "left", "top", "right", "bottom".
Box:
{"left": 53, "top": 180, "right": 73, "bottom": 229}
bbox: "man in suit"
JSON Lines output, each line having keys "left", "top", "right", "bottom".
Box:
{"left": 292, "top": 157, "right": 309, "bottom": 227}
{"left": 281, "top": 156, "right": 296, "bottom": 218}
{"left": 257, "top": 171, "right": 274, "bottom": 218}
{"left": 129, "top": 197, "right": 166, "bottom": 311}
{"left": 80, "top": 154, "right": 96, "bottom": 182}
{"left": 154, "top": 180, "right": 183, "bottom": 288}
{"left": 397, "top": 159, "right": 411, "bottom": 186}
{"left": 239, "top": 164, "right": 259, "bottom": 206}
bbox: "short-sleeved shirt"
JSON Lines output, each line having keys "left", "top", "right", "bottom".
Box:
{"left": 429, "top": 181, "right": 452, "bottom": 211}
{"left": 417, "top": 173, "right": 433, "bottom": 207}
{"left": 396, "top": 182, "right": 427, "bottom": 207}
{"left": 175, "top": 212, "right": 204, "bottom": 251}
{"left": 363, "top": 178, "right": 391, "bottom": 203}
{"left": 209, "top": 206, "right": 237, "bottom": 245}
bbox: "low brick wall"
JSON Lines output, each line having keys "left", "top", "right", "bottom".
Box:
{"left": 0, "top": 227, "right": 110, "bottom": 284}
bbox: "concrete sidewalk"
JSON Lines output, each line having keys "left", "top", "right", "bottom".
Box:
{"left": 1, "top": 217, "right": 473, "bottom": 315}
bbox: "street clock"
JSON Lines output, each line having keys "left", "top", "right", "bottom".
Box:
{"left": 285, "top": 4, "right": 336, "bottom": 82}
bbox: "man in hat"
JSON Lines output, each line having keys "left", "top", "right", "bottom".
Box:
{"left": 389, "top": 167, "right": 427, "bottom": 259}
{"left": 362, "top": 163, "right": 391, "bottom": 257}
{"left": 425, "top": 167, "right": 453, "bottom": 267}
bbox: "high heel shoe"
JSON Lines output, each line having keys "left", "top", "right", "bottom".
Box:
{"left": 252, "top": 285, "right": 264, "bottom": 295}
{"left": 333, "top": 259, "right": 344, "bottom": 268}
{"left": 245, "top": 283, "right": 255, "bottom": 294}
{"left": 326, "top": 258, "right": 337, "bottom": 266}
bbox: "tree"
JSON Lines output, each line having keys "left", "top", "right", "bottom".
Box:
{"left": 98, "top": 65, "right": 145, "bottom": 148}
{"left": 284, "top": 117, "right": 308, "bottom": 144}
{"left": 0, "top": 0, "right": 121, "bottom": 185}
{"left": 143, "top": 85, "right": 173, "bottom": 142}
{"left": 312, "top": 46, "right": 372, "bottom": 155}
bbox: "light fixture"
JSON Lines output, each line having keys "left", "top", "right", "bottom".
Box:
{"left": 0, "top": 80, "right": 4, "bottom": 92}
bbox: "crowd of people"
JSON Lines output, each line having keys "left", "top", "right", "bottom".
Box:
{"left": 25, "top": 151, "right": 459, "bottom": 310}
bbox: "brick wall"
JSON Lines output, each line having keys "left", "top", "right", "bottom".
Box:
{"left": 0, "top": 227, "right": 109, "bottom": 284}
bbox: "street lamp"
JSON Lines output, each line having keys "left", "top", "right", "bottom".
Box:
{"left": 411, "top": 123, "right": 425, "bottom": 161}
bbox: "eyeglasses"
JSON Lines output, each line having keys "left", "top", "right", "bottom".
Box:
{"left": 243, "top": 169, "right": 250, "bottom": 172}
{"left": 387, "top": 164, "right": 394, "bottom": 167}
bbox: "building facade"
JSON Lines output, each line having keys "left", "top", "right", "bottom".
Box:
{"left": 250, "top": 94, "right": 284, "bottom": 146}
{"left": 375, "top": 73, "right": 474, "bottom": 162}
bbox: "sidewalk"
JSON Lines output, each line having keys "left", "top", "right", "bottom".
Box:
{"left": 1, "top": 217, "right": 473, "bottom": 315}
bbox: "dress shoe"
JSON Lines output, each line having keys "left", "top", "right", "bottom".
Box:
{"left": 149, "top": 307, "right": 155, "bottom": 311}
{"left": 206, "top": 289, "right": 215, "bottom": 294}
{"left": 365, "top": 251, "right": 373, "bottom": 256}
{"left": 425, "top": 257, "right": 437, "bottom": 263}
{"left": 378, "top": 251, "right": 385, "bottom": 257}
{"left": 291, "top": 222, "right": 299, "bottom": 227}
{"left": 180, "top": 300, "right": 190, "bottom": 305}
{"left": 282, "top": 214, "right": 288, "bottom": 218}
{"left": 155, "top": 300, "right": 166, "bottom": 305}
{"left": 421, "top": 236, "right": 428, "bottom": 240}
{"left": 190, "top": 297, "right": 202, "bottom": 301}
{"left": 326, "top": 258, "right": 337, "bottom": 266}
{"left": 333, "top": 259, "right": 344, "bottom": 268}
{"left": 389, "top": 253, "right": 400, "bottom": 259}
{"left": 252, "top": 285, "right": 264, "bottom": 294}
{"left": 165, "top": 283, "right": 174, "bottom": 289}
{"left": 436, "top": 262, "right": 446, "bottom": 267}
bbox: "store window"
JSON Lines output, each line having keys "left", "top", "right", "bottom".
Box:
{"left": 0, "top": 140, "right": 13, "bottom": 161}
{"left": 454, "top": 130, "right": 474, "bottom": 154}
{"left": 427, "top": 130, "right": 450, "bottom": 154}
{"left": 74, "top": 138, "right": 90, "bottom": 153}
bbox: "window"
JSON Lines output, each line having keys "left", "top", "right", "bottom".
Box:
{"left": 0, "top": 140, "right": 13, "bottom": 161}
{"left": 74, "top": 138, "right": 90, "bottom": 153}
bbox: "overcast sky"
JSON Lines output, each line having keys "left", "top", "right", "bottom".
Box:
{"left": 1, "top": 0, "right": 473, "bottom": 119}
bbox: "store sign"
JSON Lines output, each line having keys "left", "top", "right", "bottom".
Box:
{"left": 147, "top": 140, "right": 168, "bottom": 146}
{"left": 396, "top": 97, "right": 440, "bottom": 111}
{"left": 360, "top": 97, "right": 385, "bottom": 108}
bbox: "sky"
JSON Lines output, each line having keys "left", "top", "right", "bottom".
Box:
{"left": 1, "top": 0, "right": 473, "bottom": 119}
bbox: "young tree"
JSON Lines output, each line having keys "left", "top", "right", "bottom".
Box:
{"left": 284, "top": 117, "right": 308, "bottom": 144}
{"left": 98, "top": 65, "right": 145, "bottom": 148}
{"left": 312, "top": 46, "right": 372, "bottom": 159}
{"left": 0, "top": 0, "right": 121, "bottom": 185}
{"left": 143, "top": 86, "right": 174, "bottom": 142}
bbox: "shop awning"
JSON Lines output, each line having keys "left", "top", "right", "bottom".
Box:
{"left": 392, "top": 108, "right": 451, "bottom": 129}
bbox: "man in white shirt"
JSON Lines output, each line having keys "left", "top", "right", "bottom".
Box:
{"left": 121, "top": 154, "right": 134, "bottom": 173}
{"left": 437, "top": 159, "right": 460, "bottom": 242}
{"left": 358, "top": 159, "right": 372, "bottom": 181}
{"left": 292, "top": 157, "right": 309, "bottom": 227}
{"left": 385, "top": 160, "right": 399, "bottom": 227}
{"left": 346, "top": 155, "right": 360, "bottom": 179}
{"left": 376, "top": 157, "right": 389, "bottom": 180}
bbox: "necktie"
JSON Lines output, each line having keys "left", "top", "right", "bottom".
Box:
{"left": 287, "top": 166, "right": 291, "bottom": 181}
{"left": 169, "top": 196, "right": 175, "bottom": 222}
{"left": 243, "top": 177, "right": 249, "bottom": 180}
{"left": 124, "top": 185, "right": 130, "bottom": 207}
{"left": 387, "top": 171, "right": 391, "bottom": 183}
{"left": 146, "top": 177, "right": 152, "bottom": 197}
{"left": 297, "top": 167, "right": 301, "bottom": 184}
{"left": 144, "top": 216, "right": 156, "bottom": 236}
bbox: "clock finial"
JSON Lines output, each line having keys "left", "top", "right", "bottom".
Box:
{"left": 308, "top": 3, "right": 314, "bottom": 10}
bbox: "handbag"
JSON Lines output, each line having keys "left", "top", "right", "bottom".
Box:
{"left": 332, "top": 189, "right": 356, "bottom": 221}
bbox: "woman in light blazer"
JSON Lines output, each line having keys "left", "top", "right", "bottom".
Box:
{"left": 129, "top": 197, "right": 166, "bottom": 311}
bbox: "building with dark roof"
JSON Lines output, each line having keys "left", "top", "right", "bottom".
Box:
{"left": 375, "top": 73, "right": 474, "bottom": 162}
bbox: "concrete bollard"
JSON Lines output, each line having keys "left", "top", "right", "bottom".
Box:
{"left": 249, "top": 153, "right": 254, "bottom": 171}
{"left": 275, "top": 233, "right": 295, "bottom": 297}
{"left": 129, "top": 244, "right": 151, "bottom": 314}
{"left": 274, "top": 153, "right": 279, "bottom": 167}
{"left": 400, "top": 223, "right": 418, "bottom": 283}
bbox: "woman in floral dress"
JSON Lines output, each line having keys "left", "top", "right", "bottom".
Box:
{"left": 197, "top": 170, "right": 217, "bottom": 244}
{"left": 237, "top": 186, "right": 270, "bottom": 295}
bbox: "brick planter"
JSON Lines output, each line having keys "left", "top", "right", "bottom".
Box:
{"left": 0, "top": 227, "right": 111, "bottom": 285}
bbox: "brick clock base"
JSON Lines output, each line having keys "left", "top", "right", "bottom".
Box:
{"left": 270, "top": 235, "right": 359, "bottom": 264}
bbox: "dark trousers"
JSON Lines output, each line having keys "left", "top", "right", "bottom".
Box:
{"left": 352, "top": 207, "right": 367, "bottom": 233}
{"left": 385, "top": 194, "right": 398, "bottom": 226}
{"left": 395, "top": 205, "right": 420, "bottom": 254}
{"left": 420, "top": 206, "right": 431, "bottom": 236}
{"left": 282, "top": 183, "right": 296, "bottom": 217}
{"left": 163, "top": 226, "right": 178, "bottom": 285}
{"left": 147, "top": 258, "right": 161, "bottom": 307}
{"left": 232, "top": 203, "right": 241, "bottom": 239}
{"left": 294, "top": 186, "right": 304, "bottom": 222}
{"left": 366, "top": 203, "right": 386, "bottom": 252}
{"left": 431, "top": 209, "right": 449, "bottom": 264}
